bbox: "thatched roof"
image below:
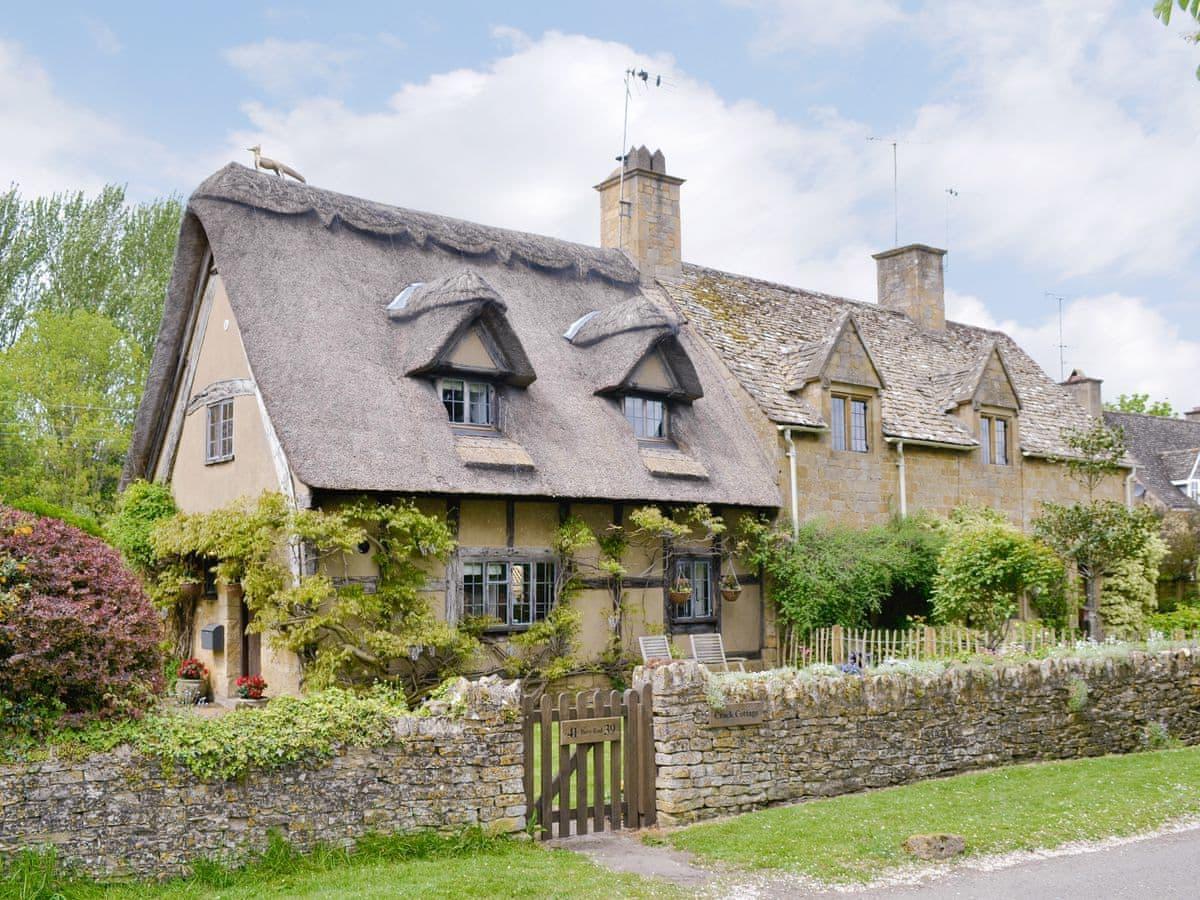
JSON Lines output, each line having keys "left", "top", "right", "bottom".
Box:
{"left": 124, "top": 165, "right": 779, "bottom": 508}
{"left": 663, "top": 265, "right": 1093, "bottom": 455}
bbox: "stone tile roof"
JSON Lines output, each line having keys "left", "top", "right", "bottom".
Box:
{"left": 1105, "top": 411, "right": 1200, "bottom": 510}
{"left": 661, "top": 264, "right": 1093, "bottom": 455}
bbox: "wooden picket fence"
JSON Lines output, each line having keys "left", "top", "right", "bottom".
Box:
{"left": 785, "top": 623, "right": 1083, "bottom": 668}
{"left": 785, "top": 623, "right": 1200, "bottom": 668}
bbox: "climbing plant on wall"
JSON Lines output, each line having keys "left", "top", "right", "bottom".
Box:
{"left": 149, "top": 492, "right": 472, "bottom": 701}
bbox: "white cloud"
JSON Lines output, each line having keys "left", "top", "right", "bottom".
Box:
{"left": 82, "top": 17, "right": 122, "bottom": 55}
{"left": 224, "top": 29, "right": 885, "bottom": 293}
{"left": 224, "top": 38, "right": 361, "bottom": 97}
{"left": 726, "top": 0, "right": 906, "bottom": 52}
{"left": 948, "top": 289, "right": 1200, "bottom": 412}
{"left": 0, "top": 40, "right": 176, "bottom": 198}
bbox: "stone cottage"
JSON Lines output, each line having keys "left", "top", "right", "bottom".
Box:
{"left": 124, "top": 151, "right": 1122, "bottom": 700}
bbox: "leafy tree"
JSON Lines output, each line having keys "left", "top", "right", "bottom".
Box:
{"left": 1036, "top": 419, "right": 1150, "bottom": 637}
{"left": 0, "top": 505, "right": 163, "bottom": 726}
{"left": 1158, "top": 511, "right": 1200, "bottom": 606}
{"left": 1154, "top": 0, "right": 1200, "bottom": 78}
{"left": 1104, "top": 393, "right": 1175, "bottom": 417}
{"left": 150, "top": 493, "right": 470, "bottom": 702}
{"left": 0, "top": 185, "right": 181, "bottom": 363}
{"left": 933, "top": 517, "right": 1067, "bottom": 642}
{"left": 0, "top": 310, "right": 143, "bottom": 518}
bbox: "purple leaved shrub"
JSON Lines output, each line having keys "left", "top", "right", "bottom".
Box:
{"left": 0, "top": 505, "right": 163, "bottom": 724}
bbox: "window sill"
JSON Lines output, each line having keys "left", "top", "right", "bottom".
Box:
{"left": 204, "top": 455, "right": 235, "bottom": 466}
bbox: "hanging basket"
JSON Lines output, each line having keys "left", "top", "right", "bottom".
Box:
{"left": 668, "top": 588, "right": 692, "bottom": 606}
{"left": 721, "top": 587, "right": 742, "bottom": 603}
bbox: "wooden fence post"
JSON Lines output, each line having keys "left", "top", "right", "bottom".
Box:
{"left": 923, "top": 625, "right": 936, "bottom": 659}
{"left": 831, "top": 624, "right": 845, "bottom": 665}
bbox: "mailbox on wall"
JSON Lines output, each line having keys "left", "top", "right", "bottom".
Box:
{"left": 200, "top": 623, "right": 224, "bottom": 653}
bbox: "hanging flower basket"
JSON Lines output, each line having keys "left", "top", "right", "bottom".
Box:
{"left": 668, "top": 575, "right": 693, "bottom": 606}
{"left": 720, "top": 569, "right": 741, "bottom": 603}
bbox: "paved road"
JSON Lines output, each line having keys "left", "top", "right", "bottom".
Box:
{"left": 818, "top": 826, "right": 1200, "bottom": 900}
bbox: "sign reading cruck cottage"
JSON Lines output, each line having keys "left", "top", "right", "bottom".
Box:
{"left": 708, "top": 701, "right": 766, "bottom": 727}
{"left": 560, "top": 716, "right": 621, "bottom": 744}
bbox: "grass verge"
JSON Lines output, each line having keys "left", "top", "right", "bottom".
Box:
{"left": 0, "top": 829, "right": 679, "bottom": 900}
{"left": 668, "top": 746, "right": 1200, "bottom": 884}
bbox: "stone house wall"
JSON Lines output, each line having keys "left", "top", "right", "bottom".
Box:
{"left": 0, "top": 682, "right": 524, "bottom": 878}
{"left": 640, "top": 653, "right": 1200, "bottom": 825}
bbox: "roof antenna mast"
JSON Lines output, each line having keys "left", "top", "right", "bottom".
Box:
{"left": 617, "top": 67, "right": 663, "bottom": 251}
{"left": 1046, "top": 292, "right": 1068, "bottom": 381}
{"left": 944, "top": 187, "right": 958, "bottom": 269}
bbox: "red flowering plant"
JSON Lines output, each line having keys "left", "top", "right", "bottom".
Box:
{"left": 0, "top": 505, "right": 163, "bottom": 726}
{"left": 177, "top": 658, "right": 208, "bottom": 681}
{"left": 235, "top": 674, "right": 268, "bottom": 700}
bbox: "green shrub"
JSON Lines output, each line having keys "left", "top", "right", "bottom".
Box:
{"left": 3, "top": 495, "right": 103, "bottom": 537}
{"left": 135, "top": 686, "right": 408, "bottom": 779}
{"left": 1148, "top": 605, "right": 1200, "bottom": 634}
{"left": 105, "top": 479, "right": 177, "bottom": 573}
{"left": 742, "top": 514, "right": 946, "bottom": 632}
{"left": 933, "top": 516, "right": 1067, "bottom": 640}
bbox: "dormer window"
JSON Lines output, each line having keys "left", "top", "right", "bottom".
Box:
{"left": 441, "top": 378, "right": 496, "bottom": 428}
{"left": 624, "top": 395, "right": 667, "bottom": 440}
{"left": 981, "top": 414, "right": 1010, "bottom": 465}
{"left": 831, "top": 394, "right": 869, "bottom": 453}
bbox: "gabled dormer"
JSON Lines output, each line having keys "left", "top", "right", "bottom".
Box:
{"left": 565, "top": 295, "right": 708, "bottom": 478}
{"left": 389, "top": 269, "right": 535, "bottom": 468}
{"left": 786, "top": 312, "right": 885, "bottom": 454}
{"left": 935, "top": 340, "right": 1021, "bottom": 465}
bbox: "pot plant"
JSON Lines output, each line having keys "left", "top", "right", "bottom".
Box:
{"left": 668, "top": 573, "right": 693, "bottom": 607}
{"left": 235, "top": 674, "right": 269, "bottom": 708}
{"left": 175, "top": 657, "right": 208, "bottom": 704}
{"left": 720, "top": 570, "right": 742, "bottom": 603}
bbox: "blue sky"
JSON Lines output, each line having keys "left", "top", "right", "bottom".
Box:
{"left": 3, "top": 1, "right": 1197, "bottom": 408}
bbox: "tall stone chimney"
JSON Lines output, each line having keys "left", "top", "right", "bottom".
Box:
{"left": 872, "top": 244, "right": 947, "bottom": 331}
{"left": 1061, "top": 369, "right": 1104, "bottom": 419}
{"left": 595, "top": 146, "right": 684, "bottom": 282}
{"left": 1185, "top": 407, "right": 1200, "bottom": 423}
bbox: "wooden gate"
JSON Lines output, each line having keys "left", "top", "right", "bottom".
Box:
{"left": 522, "top": 684, "right": 656, "bottom": 839}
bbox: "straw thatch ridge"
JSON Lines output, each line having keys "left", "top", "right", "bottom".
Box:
{"left": 566, "top": 295, "right": 679, "bottom": 347}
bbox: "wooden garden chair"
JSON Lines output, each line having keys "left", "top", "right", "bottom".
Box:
{"left": 690, "top": 634, "right": 747, "bottom": 672}
{"left": 638, "top": 634, "right": 672, "bottom": 665}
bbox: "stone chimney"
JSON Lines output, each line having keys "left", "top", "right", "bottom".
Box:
{"left": 1061, "top": 369, "right": 1103, "bottom": 419}
{"left": 595, "top": 146, "right": 684, "bottom": 282}
{"left": 872, "top": 244, "right": 947, "bottom": 330}
{"left": 1185, "top": 407, "right": 1200, "bottom": 423}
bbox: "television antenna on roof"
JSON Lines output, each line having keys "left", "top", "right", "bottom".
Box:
{"left": 616, "top": 67, "right": 665, "bottom": 250}
{"left": 866, "top": 136, "right": 932, "bottom": 248}
{"left": 1046, "top": 292, "right": 1068, "bottom": 381}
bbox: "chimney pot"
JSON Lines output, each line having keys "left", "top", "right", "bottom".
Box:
{"left": 1061, "top": 369, "right": 1104, "bottom": 419}
{"left": 872, "top": 244, "right": 946, "bottom": 330}
{"left": 596, "top": 146, "right": 685, "bottom": 282}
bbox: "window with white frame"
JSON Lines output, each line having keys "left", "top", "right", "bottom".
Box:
{"left": 671, "top": 556, "right": 715, "bottom": 621}
{"left": 205, "top": 399, "right": 234, "bottom": 464}
{"left": 623, "top": 395, "right": 667, "bottom": 440}
{"left": 980, "top": 414, "right": 1011, "bottom": 466}
{"left": 1174, "top": 480, "right": 1200, "bottom": 502}
{"left": 461, "top": 559, "right": 555, "bottom": 628}
{"left": 831, "top": 394, "right": 869, "bottom": 453}
{"left": 441, "top": 378, "right": 496, "bottom": 427}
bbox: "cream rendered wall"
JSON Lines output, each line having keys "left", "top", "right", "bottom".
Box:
{"left": 170, "top": 276, "right": 283, "bottom": 514}
{"left": 168, "top": 274, "right": 303, "bottom": 700}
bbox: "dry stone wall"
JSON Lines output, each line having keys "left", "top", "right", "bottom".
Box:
{"left": 641, "top": 652, "right": 1200, "bottom": 825}
{"left": 0, "top": 681, "right": 524, "bottom": 878}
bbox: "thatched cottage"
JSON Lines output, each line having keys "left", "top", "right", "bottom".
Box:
{"left": 125, "top": 152, "right": 1121, "bottom": 699}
